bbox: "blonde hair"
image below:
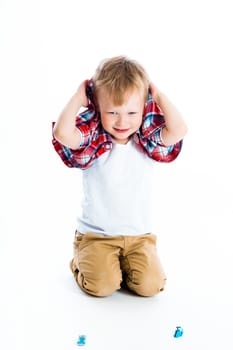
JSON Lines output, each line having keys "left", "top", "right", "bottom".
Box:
{"left": 92, "top": 56, "right": 149, "bottom": 105}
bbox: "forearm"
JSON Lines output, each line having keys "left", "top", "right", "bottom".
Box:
{"left": 155, "top": 91, "right": 188, "bottom": 146}
{"left": 53, "top": 91, "right": 83, "bottom": 149}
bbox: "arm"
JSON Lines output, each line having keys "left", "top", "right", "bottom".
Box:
{"left": 150, "top": 82, "right": 188, "bottom": 146}
{"left": 53, "top": 80, "right": 89, "bottom": 150}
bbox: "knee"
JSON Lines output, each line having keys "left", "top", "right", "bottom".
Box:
{"left": 138, "top": 277, "right": 166, "bottom": 297}
{"left": 78, "top": 273, "right": 122, "bottom": 297}
{"left": 127, "top": 271, "right": 166, "bottom": 297}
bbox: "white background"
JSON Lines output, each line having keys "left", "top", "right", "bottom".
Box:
{"left": 1, "top": 0, "right": 233, "bottom": 349}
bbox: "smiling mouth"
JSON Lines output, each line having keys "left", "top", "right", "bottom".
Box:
{"left": 113, "top": 128, "right": 130, "bottom": 133}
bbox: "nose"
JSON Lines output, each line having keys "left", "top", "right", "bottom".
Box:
{"left": 115, "top": 114, "right": 126, "bottom": 127}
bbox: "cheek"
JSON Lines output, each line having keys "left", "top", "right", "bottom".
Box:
{"left": 133, "top": 116, "right": 143, "bottom": 128}
{"left": 101, "top": 115, "right": 112, "bottom": 129}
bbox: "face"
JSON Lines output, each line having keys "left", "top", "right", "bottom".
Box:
{"left": 97, "top": 88, "right": 145, "bottom": 144}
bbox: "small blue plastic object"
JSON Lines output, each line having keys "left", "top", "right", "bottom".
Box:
{"left": 76, "top": 335, "right": 86, "bottom": 346}
{"left": 174, "top": 326, "right": 183, "bottom": 338}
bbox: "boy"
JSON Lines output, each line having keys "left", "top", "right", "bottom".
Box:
{"left": 52, "top": 56, "right": 187, "bottom": 297}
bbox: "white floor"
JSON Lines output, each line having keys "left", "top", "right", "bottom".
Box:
{"left": 1, "top": 149, "right": 233, "bottom": 350}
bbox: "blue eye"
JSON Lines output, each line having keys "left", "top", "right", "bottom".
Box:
{"left": 108, "top": 112, "right": 118, "bottom": 115}
{"left": 128, "top": 112, "right": 136, "bottom": 115}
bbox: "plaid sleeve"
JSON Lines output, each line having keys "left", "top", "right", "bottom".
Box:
{"left": 147, "top": 126, "right": 183, "bottom": 162}
{"left": 133, "top": 93, "right": 183, "bottom": 163}
{"left": 52, "top": 121, "right": 91, "bottom": 168}
{"left": 51, "top": 80, "right": 113, "bottom": 169}
{"left": 51, "top": 104, "right": 97, "bottom": 169}
{"left": 52, "top": 111, "right": 112, "bottom": 169}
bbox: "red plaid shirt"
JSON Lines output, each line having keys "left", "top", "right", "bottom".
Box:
{"left": 52, "top": 80, "right": 182, "bottom": 169}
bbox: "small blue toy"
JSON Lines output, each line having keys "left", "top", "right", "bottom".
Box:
{"left": 174, "top": 326, "right": 183, "bottom": 338}
{"left": 76, "top": 335, "right": 86, "bottom": 346}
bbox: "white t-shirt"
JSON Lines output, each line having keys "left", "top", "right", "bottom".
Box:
{"left": 78, "top": 139, "right": 157, "bottom": 236}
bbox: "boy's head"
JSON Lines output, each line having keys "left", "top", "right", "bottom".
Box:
{"left": 93, "top": 56, "right": 149, "bottom": 105}
{"left": 92, "top": 56, "right": 150, "bottom": 144}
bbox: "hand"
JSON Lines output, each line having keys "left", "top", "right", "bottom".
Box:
{"left": 76, "top": 80, "right": 89, "bottom": 107}
{"left": 149, "top": 82, "right": 160, "bottom": 104}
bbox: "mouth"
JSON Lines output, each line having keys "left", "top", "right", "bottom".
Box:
{"left": 113, "top": 128, "right": 130, "bottom": 134}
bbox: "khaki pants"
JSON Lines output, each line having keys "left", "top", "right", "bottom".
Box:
{"left": 70, "top": 232, "right": 166, "bottom": 297}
